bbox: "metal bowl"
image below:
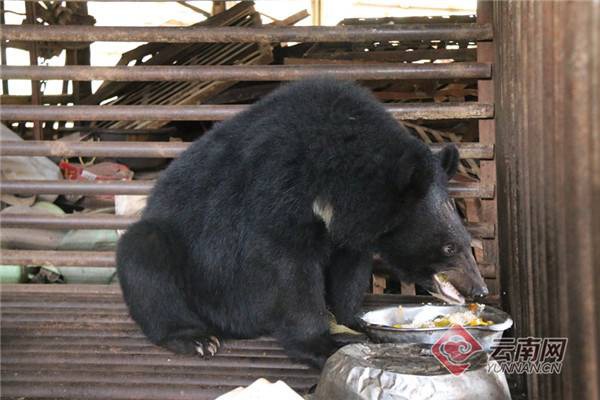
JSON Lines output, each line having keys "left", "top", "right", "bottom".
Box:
{"left": 359, "top": 304, "right": 513, "bottom": 352}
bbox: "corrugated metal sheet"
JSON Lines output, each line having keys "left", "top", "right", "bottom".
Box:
{"left": 0, "top": 284, "right": 319, "bottom": 400}
{"left": 493, "top": 1, "right": 600, "bottom": 399}
{"left": 0, "top": 285, "right": 465, "bottom": 400}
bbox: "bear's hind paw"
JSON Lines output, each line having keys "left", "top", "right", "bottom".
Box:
{"left": 160, "top": 332, "right": 221, "bottom": 357}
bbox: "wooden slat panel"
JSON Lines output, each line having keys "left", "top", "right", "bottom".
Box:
{"left": 494, "top": 1, "right": 600, "bottom": 399}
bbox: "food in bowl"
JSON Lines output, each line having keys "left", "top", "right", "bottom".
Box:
{"left": 359, "top": 304, "right": 513, "bottom": 351}
{"left": 391, "top": 303, "right": 494, "bottom": 329}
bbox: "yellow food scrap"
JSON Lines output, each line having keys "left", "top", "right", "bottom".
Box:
{"left": 389, "top": 304, "right": 494, "bottom": 329}
{"left": 433, "top": 318, "right": 451, "bottom": 327}
{"left": 467, "top": 318, "right": 494, "bottom": 326}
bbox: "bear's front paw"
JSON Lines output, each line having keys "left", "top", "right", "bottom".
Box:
{"left": 194, "top": 336, "right": 221, "bottom": 357}
{"left": 331, "top": 331, "right": 369, "bottom": 348}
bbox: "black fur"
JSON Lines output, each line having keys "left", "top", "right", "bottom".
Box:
{"left": 117, "top": 78, "right": 468, "bottom": 368}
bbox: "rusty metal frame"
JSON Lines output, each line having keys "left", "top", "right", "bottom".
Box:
{"left": 0, "top": 7, "right": 499, "bottom": 296}
{"left": 0, "top": 2, "right": 515, "bottom": 398}
{"left": 0, "top": 4, "right": 499, "bottom": 292}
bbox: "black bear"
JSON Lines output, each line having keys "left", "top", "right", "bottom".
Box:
{"left": 117, "top": 78, "right": 488, "bottom": 368}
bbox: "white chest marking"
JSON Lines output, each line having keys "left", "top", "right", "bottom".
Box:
{"left": 313, "top": 199, "right": 334, "bottom": 229}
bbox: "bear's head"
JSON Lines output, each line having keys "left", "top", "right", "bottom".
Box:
{"left": 373, "top": 144, "right": 488, "bottom": 303}
{"left": 316, "top": 143, "right": 488, "bottom": 304}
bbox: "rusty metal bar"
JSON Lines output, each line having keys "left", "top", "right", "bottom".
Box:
{"left": 0, "top": 371, "right": 314, "bottom": 392}
{"left": 0, "top": 250, "right": 115, "bottom": 267}
{"left": 0, "top": 351, "right": 306, "bottom": 370}
{"left": 0, "top": 251, "right": 495, "bottom": 280}
{"left": 0, "top": 382, "right": 258, "bottom": 400}
{"left": 0, "top": 63, "right": 492, "bottom": 81}
{"left": 0, "top": 362, "right": 314, "bottom": 381}
{"left": 0, "top": 180, "right": 153, "bottom": 195}
{"left": 0, "top": 213, "right": 136, "bottom": 229}
{"left": 301, "top": 48, "right": 478, "bottom": 63}
{"left": 0, "top": 283, "right": 500, "bottom": 306}
{"left": 0, "top": 94, "right": 75, "bottom": 105}
{"left": 24, "top": 2, "right": 43, "bottom": 140}
{"left": 0, "top": 180, "right": 494, "bottom": 198}
{"left": 0, "top": 23, "right": 493, "bottom": 43}
{"left": 0, "top": 213, "right": 495, "bottom": 238}
{"left": 0, "top": 140, "right": 494, "bottom": 159}
{"left": 0, "top": 140, "right": 188, "bottom": 158}
{"left": 0, "top": 338, "right": 282, "bottom": 353}
{"left": 0, "top": 103, "right": 494, "bottom": 121}
{"left": 5, "top": 345, "right": 248, "bottom": 359}
{"left": 0, "top": 0, "right": 8, "bottom": 95}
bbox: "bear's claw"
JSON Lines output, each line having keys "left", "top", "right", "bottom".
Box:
{"left": 210, "top": 336, "right": 221, "bottom": 348}
{"left": 193, "top": 336, "right": 221, "bottom": 358}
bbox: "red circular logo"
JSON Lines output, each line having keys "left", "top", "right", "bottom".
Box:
{"left": 431, "top": 324, "right": 484, "bottom": 375}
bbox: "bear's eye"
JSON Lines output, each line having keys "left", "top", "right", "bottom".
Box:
{"left": 442, "top": 244, "right": 457, "bottom": 256}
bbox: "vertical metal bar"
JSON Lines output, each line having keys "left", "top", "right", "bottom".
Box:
{"left": 72, "top": 2, "right": 92, "bottom": 100}
{"left": 311, "top": 0, "right": 322, "bottom": 26}
{"left": 212, "top": 1, "right": 226, "bottom": 15}
{"left": 24, "top": 0, "right": 43, "bottom": 140}
{"left": 476, "top": 3, "right": 499, "bottom": 287}
{"left": 0, "top": 0, "right": 9, "bottom": 94}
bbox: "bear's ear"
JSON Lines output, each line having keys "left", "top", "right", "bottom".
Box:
{"left": 395, "top": 149, "right": 434, "bottom": 197}
{"left": 438, "top": 144, "right": 460, "bottom": 179}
